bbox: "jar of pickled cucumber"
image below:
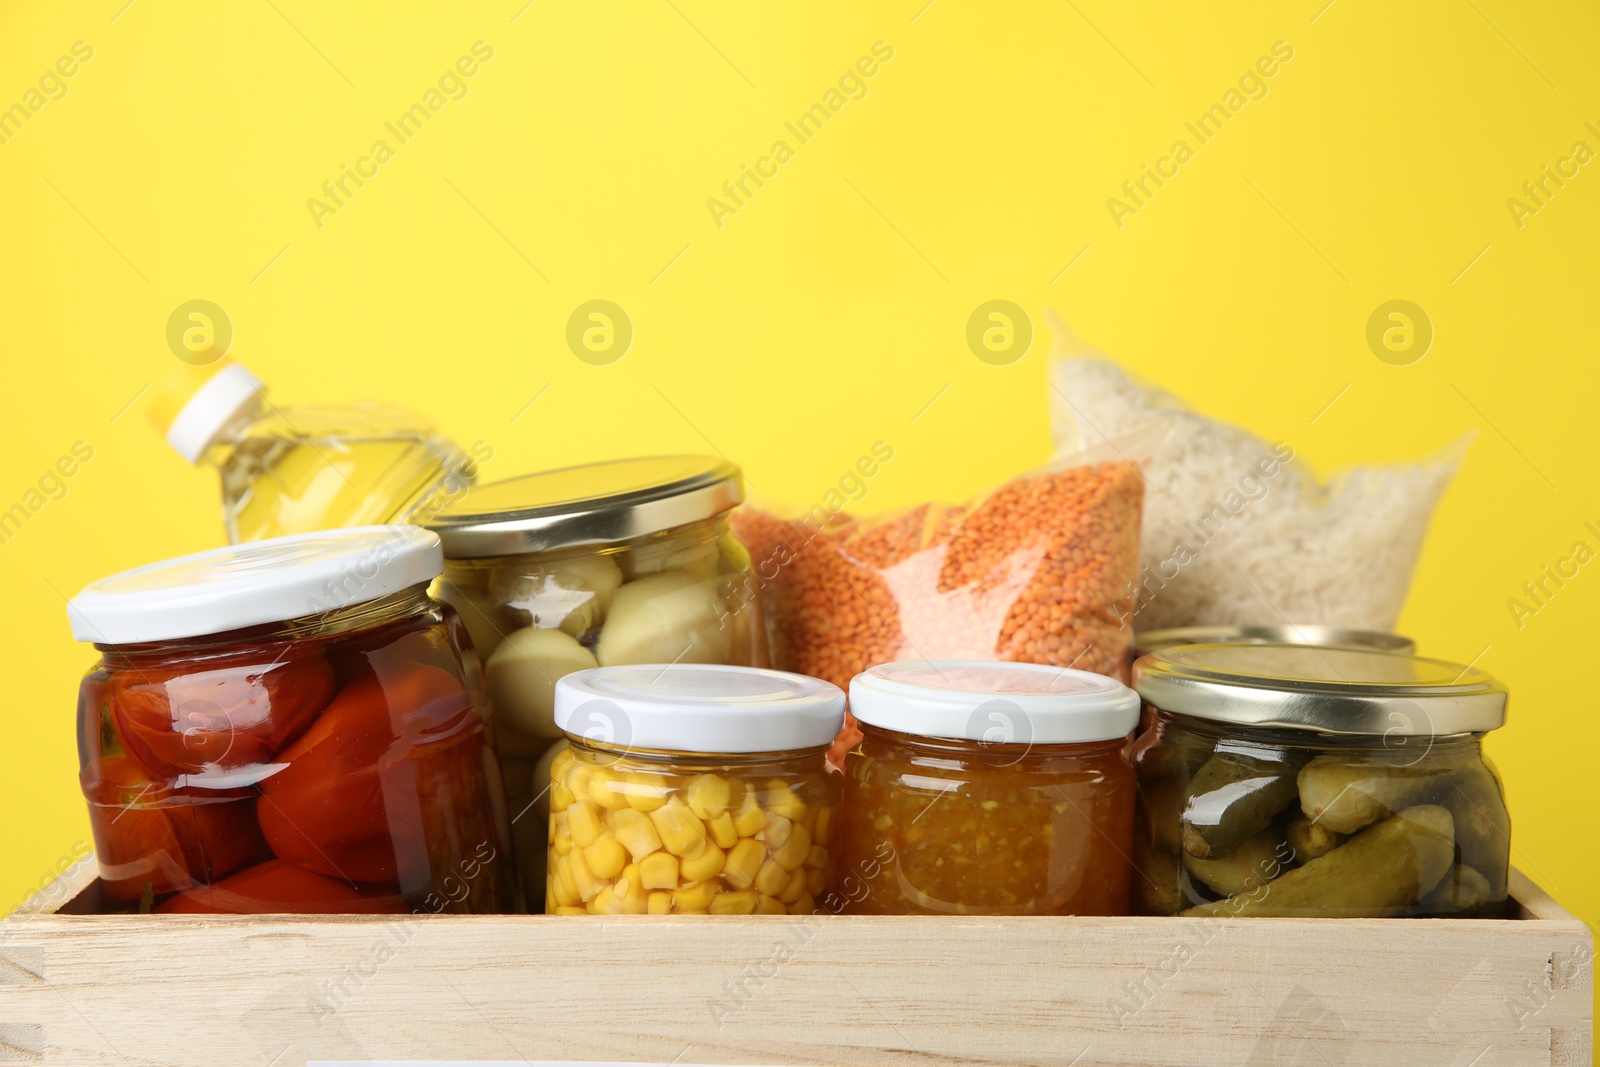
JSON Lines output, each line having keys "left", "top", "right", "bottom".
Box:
{"left": 67, "top": 527, "right": 515, "bottom": 914}
{"left": 837, "top": 661, "right": 1141, "bottom": 916}
{"left": 424, "top": 456, "right": 769, "bottom": 899}
{"left": 1130, "top": 643, "right": 1511, "bottom": 919}
{"left": 544, "top": 664, "right": 843, "bottom": 916}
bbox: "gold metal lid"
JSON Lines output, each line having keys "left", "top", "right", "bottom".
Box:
{"left": 426, "top": 455, "right": 742, "bottom": 559}
{"left": 1132, "top": 643, "right": 1507, "bottom": 736}
{"left": 1134, "top": 625, "right": 1415, "bottom": 658}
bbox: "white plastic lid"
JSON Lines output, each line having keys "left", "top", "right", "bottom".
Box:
{"left": 553, "top": 664, "right": 846, "bottom": 755}
{"left": 68, "top": 525, "right": 443, "bottom": 645}
{"left": 166, "top": 362, "right": 264, "bottom": 463}
{"left": 849, "top": 660, "right": 1140, "bottom": 744}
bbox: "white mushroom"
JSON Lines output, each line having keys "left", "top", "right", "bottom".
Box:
{"left": 489, "top": 554, "right": 623, "bottom": 637}
{"left": 485, "top": 626, "right": 598, "bottom": 738}
{"left": 595, "top": 569, "right": 731, "bottom": 667}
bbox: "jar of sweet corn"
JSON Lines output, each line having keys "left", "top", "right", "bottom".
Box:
{"left": 837, "top": 661, "right": 1140, "bottom": 916}
{"left": 545, "top": 664, "right": 844, "bottom": 916}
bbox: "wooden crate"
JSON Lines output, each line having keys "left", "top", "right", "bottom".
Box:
{"left": 0, "top": 862, "right": 1589, "bottom": 1066}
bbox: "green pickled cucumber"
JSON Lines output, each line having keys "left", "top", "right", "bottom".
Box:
{"left": 1296, "top": 755, "right": 1458, "bottom": 835}
{"left": 1440, "top": 760, "right": 1510, "bottom": 900}
{"left": 1182, "top": 805, "right": 1456, "bottom": 918}
{"left": 1184, "top": 827, "right": 1290, "bottom": 897}
{"left": 1181, "top": 749, "right": 1299, "bottom": 859}
{"left": 1133, "top": 833, "right": 1184, "bottom": 916}
{"left": 1140, "top": 775, "right": 1184, "bottom": 853}
{"left": 1285, "top": 815, "right": 1344, "bottom": 862}
{"left": 1418, "top": 863, "right": 1491, "bottom": 915}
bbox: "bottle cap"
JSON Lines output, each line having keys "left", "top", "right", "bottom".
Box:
{"left": 147, "top": 359, "right": 265, "bottom": 464}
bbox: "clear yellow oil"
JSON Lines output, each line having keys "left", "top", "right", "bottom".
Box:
{"left": 212, "top": 404, "right": 469, "bottom": 543}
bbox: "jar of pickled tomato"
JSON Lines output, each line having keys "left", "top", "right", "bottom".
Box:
{"left": 837, "top": 661, "right": 1140, "bottom": 916}
{"left": 424, "top": 456, "right": 768, "bottom": 898}
{"left": 68, "top": 526, "right": 515, "bottom": 914}
{"left": 545, "top": 664, "right": 843, "bottom": 916}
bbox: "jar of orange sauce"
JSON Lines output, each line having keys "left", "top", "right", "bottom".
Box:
{"left": 836, "top": 661, "right": 1138, "bottom": 916}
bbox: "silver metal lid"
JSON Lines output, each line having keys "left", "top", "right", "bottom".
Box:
{"left": 426, "top": 455, "right": 742, "bottom": 559}
{"left": 1132, "top": 643, "right": 1507, "bottom": 736}
{"left": 1134, "top": 625, "right": 1415, "bottom": 658}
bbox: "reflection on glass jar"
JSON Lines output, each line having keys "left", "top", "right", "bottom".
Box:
{"left": 1130, "top": 643, "right": 1512, "bottom": 918}
{"left": 69, "top": 526, "right": 514, "bottom": 914}
{"left": 837, "top": 661, "right": 1140, "bottom": 916}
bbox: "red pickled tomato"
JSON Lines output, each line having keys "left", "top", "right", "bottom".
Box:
{"left": 111, "top": 651, "right": 336, "bottom": 776}
{"left": 157, "top": 859, "right": 408, "bottom": 914}
{"left": 166, "top": 797, "right": 273, "bottom": 883}
{"left": 257, "top": 662, "right": 474, "bottom": 884}
{"left": 81, "top": 756, "right": 193, "bottom": 905}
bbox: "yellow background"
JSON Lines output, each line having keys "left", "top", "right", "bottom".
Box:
{"left": 2, "top": 0, "right": 1597, "bottom": 1042}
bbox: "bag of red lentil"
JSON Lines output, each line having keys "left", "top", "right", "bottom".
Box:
{"left": 730, "top": 437, "right": 1152, "bottom": 759}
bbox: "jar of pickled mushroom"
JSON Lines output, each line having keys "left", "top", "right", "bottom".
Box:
{"left": 68, "top": 526, "right": 515, "bottom": 914}
{"left": 837, "top": 661, "right": 1140, "bottom": 916}
{"left": 424, "top": 456, "right": 768, "bottom": 897}
{"left": 545, "top": 664, "right": 842, "bottom": 916}
{"left": 1130, "top": 643, "right": 1511, "bottom": 919}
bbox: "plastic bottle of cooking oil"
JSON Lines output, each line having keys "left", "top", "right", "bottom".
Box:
{"left": 148, "top": 359, "right": 480, "bottom": 543}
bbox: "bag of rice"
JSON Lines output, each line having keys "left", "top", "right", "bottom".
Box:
{"left": 1047, "top": 321, "right": 1467, "bottom": 632}
{"left": 731, "top": 436, "right": 1154, "bottom": 762}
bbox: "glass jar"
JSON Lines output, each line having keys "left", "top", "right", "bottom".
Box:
{"left": 837, "top": 661, "right": 1140, "bottom": 916}
{"left": 544, "top": 664, "right": 842, "bottom": 915}
{"left": 68, "top": 526, "right": 515, "bottom": 914}
{"left": 1130, "top": 643, "right": 1511, "bottom": 918}
{"left": 425, "top": 456, "right": 769, "bottom": 898}
{"left": 1133, "top": 625, "right": 1415, "bottom": 659}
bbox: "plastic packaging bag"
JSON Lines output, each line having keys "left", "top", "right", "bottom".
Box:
{"left": 1047, "top": 323, "right": 1467, "bottom": 632}
{"left": 731, "top": 439, "right": 1149, "bottom": 746}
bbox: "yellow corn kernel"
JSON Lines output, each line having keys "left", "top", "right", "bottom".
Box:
{"left": 551, "top": 857, "right": 580, "bottom": 907}
{"left": 638, "top": 851, "right": 680, "bottom": 890}
{"left": 555, "top": 905, "right": 586, "bottom": 916}
{"left": 754, "top": 858, "right": 789, "bottom": 897}
{"left": 675, "top": 880, "right": 718, "bottom": 911}
{"left": 650, "top": 799, "right": 709, "bottom": 857}
{"left": 617, "top": 868, "right": 648, "bottom": 914}
{"left": 551, "top": 745, "right": 574, "bottom": 773}
{"left": 764, "top": 780, "right": 808, "bottom": 822}
{"left": 565, "top": 760, "right": 594, "bottom": 799}
{"left": 679, "top": 842, "right": 727, "bottom": 883}
{"left": 550, "top": 782, "right": 574, "bottom": 813}
{"left": 707, "top": 811, "right": 737, "bottom": 849}
{"left": 800, "top": 803, "right": 818, "bottom": 836}
{"left": 757, "top": 894, "right": 787, "bottom": 915}
{"left": 592, "top": 831, "right": 633, "bottom": 883}
{"left": 568, "top": 847, "right": 607, "bottom": 902}
{"left": 733, "top": 794, "right": 765, "bottom": 837}
{"left": 763, "top": 814, "right": 793, "bottom": 851}
{"left": 724, "top": 839, "right": 767, "bottom": 889}
{"left": 710, "top": 889, "right": 759, "bottom": 915}
{"left": 778, "top": 867, "right": 808, "bottom": 904}
{"left": 813, "top": 806, "right": 835, "bottom": 847}
{"left": 588, "top": 885, "right": 622, "bottom": 915}
{"left": 804, "top": 844, "right": 829, "bottom": 871}
{"left": 806, "top": 868, "right": 827, "bottom": 896}
{"left": 626, "top": 771, "right": 669, "bottom": 812}
{"left": 610, "top": 808, "right": 664, "bottom": 861}
{"left": 686, "top": 774, "right": 732, "bottom": 819}
{"left": 774, "top": 824, "right": 811, "bottom": 873}
{"left": 567, "top": 800, "right": 604, "bottom": 849}
{"left": 788, "top": 892, "right": 815, "bottom": 915}
{"left": 552, "top": 834, "right": 572, "bottom": 857}
{"left": 647, "top": 890, "right": 673, "bottom": 915}
{"left": 587, "top": 769, "right": 631, "bottom": 811}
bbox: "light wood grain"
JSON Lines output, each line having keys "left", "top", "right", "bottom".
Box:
{"left": 0, "top": 868, "right": 1588, "bottom": 1066}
